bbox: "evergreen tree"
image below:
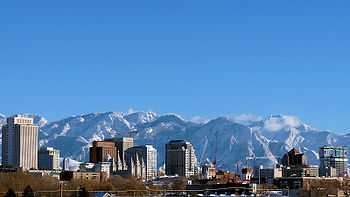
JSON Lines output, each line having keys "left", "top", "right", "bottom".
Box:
{"left": 22, "top": 185, "right": 34, "bottom": 197}
{"left": 78, "top": 186, "right": 89, "bottom": 197}
{"left": 5, "top": 188, "right": 16, "bottom": 197}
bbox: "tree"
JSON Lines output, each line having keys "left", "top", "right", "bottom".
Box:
{"left": 78, "top": 186, "right": 89, "bottom": 197}
{"left": 5, "top": 188, "right": 16, "bottom": 197}
{"left": 170, "top": 177, "right": 187, "bottom": 190}
{"left": 22, "top": 185, "right": 34, "bottom": 197}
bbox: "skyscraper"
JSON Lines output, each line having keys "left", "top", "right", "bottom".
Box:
{"left": 1, "top": 115, "right": 39, "bottom": 170}
{"left": 281, "top": 148, "right": 307, "bottom": 167}
{"left": 319, "top": 146, "right": 348, "bottom": 177}
{"left": 90, "top": 141, "right": 117, "bottom": 163}
{"left": 38, "top": 147, "right": 60, "bottom": 170}
{"left": 125, "top": 145, "right": 157, "bottom": 180}
{"left": 165, "top": 140, "right": 197, "bottom": 177}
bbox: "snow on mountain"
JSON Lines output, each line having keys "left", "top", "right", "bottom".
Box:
{"left": 60, "top": 158, "right": 81, "bottom": 171}
{"left": 0, "top": 112, "right": 349, "bottom": 171}
{"left": 124, "top": 111, "right": 157, "bottom": 126}
{"left": 0, "top": 114, "right": 5, "bottom": 152}
{"left": 230, "top": 114, "right": 263, "bottom": 126}
{"left": 0, "top": 114, "right": 5, "bottom": 129}
{"left": 26, "top": 114, "right": 48, "bottom": 128}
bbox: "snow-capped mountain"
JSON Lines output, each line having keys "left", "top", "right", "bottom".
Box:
{"left": 0, "top": 113, "right": 6, "bottom": 150}
{"left": 0, "top": 113, "right": 5, "bottom": 127}
{"left": 0, "top": 112, "right": 349, "bottom": 171}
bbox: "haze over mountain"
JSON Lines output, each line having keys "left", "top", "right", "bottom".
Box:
{"left": 0, "top": 111, "right": 349, "bottom": 171}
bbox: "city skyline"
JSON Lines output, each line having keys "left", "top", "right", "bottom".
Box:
{"left": 1, "top": 113, "right": 350, "bottom": 196}
{"left": 2, "top": 1, "right": 350, "bottom": 195}
{"left": 1, "top": 1, "right": 350, "bottom": 133}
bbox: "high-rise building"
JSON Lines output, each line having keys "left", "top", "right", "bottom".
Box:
{"left": 1, "top": 115, "right": 38, "bottom": 170}
{"left": 319, "top": 146, "right": 348, "bottom": 177}
{"left": 281, "top": 148, "right": 307, "bottom": 167}
{"left": 125, "top": 145, "right": 157, "bottom": 180}
{"left": 114, "top": 137, "right": 134, "bottom": 170}
{"left": 38, "top": 147, "right": 60, "bottom": 170}
{"left": 90, "top": 141, "right": 117, "bottom": 163}
{"left": 280, "top": 148, "right": 319, "bottom": 178}
{"left": 165, "top": 140, "right": 197, "bottom": 177}
{"left": 63, "top": 158, "right": 70, "bottom": 171}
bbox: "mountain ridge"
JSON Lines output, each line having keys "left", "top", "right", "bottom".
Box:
{"left": 0, "top": 111, "right": 349, "bottom": 170}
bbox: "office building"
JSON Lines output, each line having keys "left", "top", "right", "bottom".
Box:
{"left": 90, "top": 141, "right": 117, "bottom": 163}
{"left": 282, "top": 166, "right": 319, "bottom": 177}
{"left": 281, "top": 148, "right": 307, "bottom": 167}
{"left": 60, "top": 171, "right": 108, "bottom": 182}
{"left": 95, "top": 162, "right": 111, "bottom": 179}
{"left": 253, "top": 166, "right": 283, "bottom": 184}
{"left": 201, "top": 162, "right": 216, "bottom": 180}
{"left": 114, "top": 137, "right": 134, "bottom": 170}
{"left": 319, "top": 146, "right": 348, "bottom": 177}
{"left": 79, "top": 162, "right": 111, "bottom": 179}
{"left": 38, "top": 147, "right": 60, "bottom": 170}
{"left": 125, "top": 145, "right": 157, "bottom": 180}
{"left": 165, "top": 140, "right": 197, "bottom": 177}
{"left": 280, "top": 148, "right": 319, "bottom": 178}
{"left": 2, "top": 115, "right": 38, "bottom": 170}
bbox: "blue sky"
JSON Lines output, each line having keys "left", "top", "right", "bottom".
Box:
{"left": 1, "top": 1, "right": 350, "bottom": 132}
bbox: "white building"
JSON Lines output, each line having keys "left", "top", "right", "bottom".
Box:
{"left": 2, "top": 115, "right": 38, "bottom": 170}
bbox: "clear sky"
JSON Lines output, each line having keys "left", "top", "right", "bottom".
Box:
{"left": 1, "top": 1, "right": 350, "bottom": 132}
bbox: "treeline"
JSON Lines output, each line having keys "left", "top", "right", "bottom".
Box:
{"left": 0, "top": 172, "right": 57, "bottom": 192}
{"left": 0, "top": 172, "right": 150, "bottom": 193}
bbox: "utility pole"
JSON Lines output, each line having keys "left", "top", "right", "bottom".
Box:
{"left": 59, "top": 181, "right": 63, "bottom": 197}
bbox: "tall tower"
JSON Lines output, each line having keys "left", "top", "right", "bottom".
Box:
{"left": 319, "top": 146, "right": 348, "bottom": 177}
{"left": 165, "top": 140, "right": 197, "bottom": 177}
{"left": 89, "top": 141, "right": 117, "bottom": 163}
{"left": 2, "top": 115, "right": 39, "bottom": 170}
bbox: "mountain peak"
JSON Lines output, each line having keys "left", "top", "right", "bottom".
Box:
{"left": 158, "top": 113, "right": 186, "bottom": 122}
{"left": 262, "top": 114, "right": 305, "bottom": 132}
{"left": 231, "top": 114, "right": 263, "bottom": 125}
{"left": 0, "top": 111, "right": 344, "bottom": 171}
{"left": 124, "top": 111, "right": 157, "bottom": 125}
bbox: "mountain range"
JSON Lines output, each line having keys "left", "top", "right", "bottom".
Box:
{"left": 0, "top": 111, "right": 349, "bottom": 171}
